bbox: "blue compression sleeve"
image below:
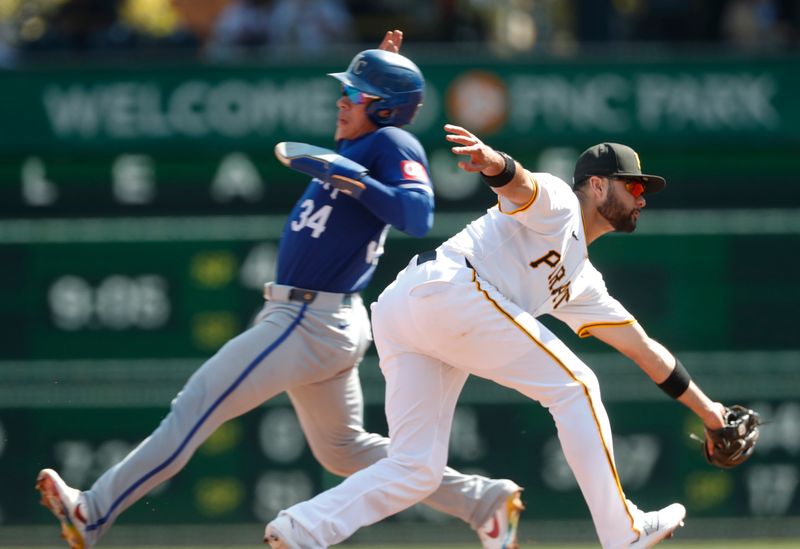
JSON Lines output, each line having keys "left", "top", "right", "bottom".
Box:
{"left": 356, "top": 174, "right": 433, "bottom": 237}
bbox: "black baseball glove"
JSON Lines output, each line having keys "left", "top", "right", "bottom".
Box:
{"left": 703, "top": 405, "right": 761, "bottom": 469}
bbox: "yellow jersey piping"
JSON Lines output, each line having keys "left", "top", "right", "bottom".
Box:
{"left": 577, "top": 319, "right": 637, "bottom": 339}
{"left": 498, "top": 172, "right": 539, "bottom": 215}
{"left": 579, "top": 207, "right": 590, "bottom": 256}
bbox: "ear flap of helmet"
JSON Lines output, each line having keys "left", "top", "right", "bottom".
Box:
{"left": 365, "top": 90, "right": 423, "bottom": 127}
{"left": 367, "top": 104, "right": 394, "bottom": 125}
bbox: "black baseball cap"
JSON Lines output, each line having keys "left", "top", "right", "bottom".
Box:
{"left": 573, "top": 143, "right": 666, "bottom": 194}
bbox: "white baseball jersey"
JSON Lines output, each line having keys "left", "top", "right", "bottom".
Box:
{"left": 443, "top": 171, "right": 635, "bottom": 336}
{"left": 279, "top": 170, "right": 651, "bottom": 548}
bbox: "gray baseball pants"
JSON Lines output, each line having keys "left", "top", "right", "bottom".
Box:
{"left": 77, "top": 283, "right": 515, "bottom": 545}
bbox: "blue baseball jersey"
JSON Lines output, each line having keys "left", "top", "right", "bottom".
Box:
{"left": 276, "top": 126, "right": 433, "bottom": 293}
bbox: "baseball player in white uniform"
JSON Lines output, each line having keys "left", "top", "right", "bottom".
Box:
{"left": 264, "top": 124, "right": 730, "bottom": 549}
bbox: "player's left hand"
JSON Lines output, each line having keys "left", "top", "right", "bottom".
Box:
{"left": 275, "top": 142, "right": 369, "bottom": 198}
{"left": 702, "top": 401, "right": 727, "bottom": 431}
{"left": 379, "top": 29, "right": 403, "bottom": 53}
{"left": 445, "top": 124, "right": 505, "bottom": 176}
{"left": 703, "top": 404, "right": 761, "bottom": 469}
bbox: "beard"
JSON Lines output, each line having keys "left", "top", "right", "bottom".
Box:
{"left": 597, "top": 187, "right": 639, "bottom": 233}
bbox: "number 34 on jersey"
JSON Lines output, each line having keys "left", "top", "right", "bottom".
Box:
{"left": 290, "top": 199, "right": 331, "bottom": 238}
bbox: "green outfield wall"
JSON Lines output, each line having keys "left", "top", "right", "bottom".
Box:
{"left": 0, "top": 53, "right": 798, "bottom": 535}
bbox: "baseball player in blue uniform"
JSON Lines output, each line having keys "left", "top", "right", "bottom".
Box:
{"left": 35, "top": 31, "right": 522, "bottom": 549}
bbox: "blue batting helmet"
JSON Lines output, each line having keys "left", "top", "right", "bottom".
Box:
{"left": 329, "top": 49, "right": 424, "bottom": 127}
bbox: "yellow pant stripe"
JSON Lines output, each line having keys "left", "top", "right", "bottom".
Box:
{"left": 469, "top": 270, "right": 637, "bottom": 535}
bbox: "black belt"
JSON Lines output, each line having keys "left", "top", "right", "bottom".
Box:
{"left": 416, "top": 250, "right": 473, "bottom": 269}
{"left": 288, "top": 288, "right": 352, "bottom": 306}
{"left": 416, "top": 250, "right": 437, "bottom": 265}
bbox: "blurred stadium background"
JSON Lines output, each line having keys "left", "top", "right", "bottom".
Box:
{"left": 0, "top": 0, "right": 799, "bottom": 546}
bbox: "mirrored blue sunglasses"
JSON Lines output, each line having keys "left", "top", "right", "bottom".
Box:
{"left": 341, "top": 84, "right": 380, "bottom": 105}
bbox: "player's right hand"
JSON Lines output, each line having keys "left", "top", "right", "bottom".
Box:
{"left": 444, "top": 124, "right": 505, "bottom": 176}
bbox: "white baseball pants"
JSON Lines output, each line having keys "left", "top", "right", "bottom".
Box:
{"left": 284, "top": 250, "right": 645, "bottom": 548}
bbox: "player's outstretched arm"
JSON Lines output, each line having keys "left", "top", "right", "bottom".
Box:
{"left": 275, "top": 141, "right": 433, "bottom": 237}
{"left": 589, "top": 321, "right": 762, "bottom": 468}
{"left": 587, "top": 322, "right": 726, "bottom": 430}
{"left": 445, "top": 123, "right": 533, "bottom": 206}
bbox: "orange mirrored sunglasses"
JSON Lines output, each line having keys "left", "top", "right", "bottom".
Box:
{"left": 623, "top": 180, "right": 646, "bottom": 198}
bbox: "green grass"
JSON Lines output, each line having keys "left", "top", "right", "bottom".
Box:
{"left": 373, "top": 544, "right": 783, "bottom": 549}
{"left": 6, "top": 542, "right": 800, "bottom": 549}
